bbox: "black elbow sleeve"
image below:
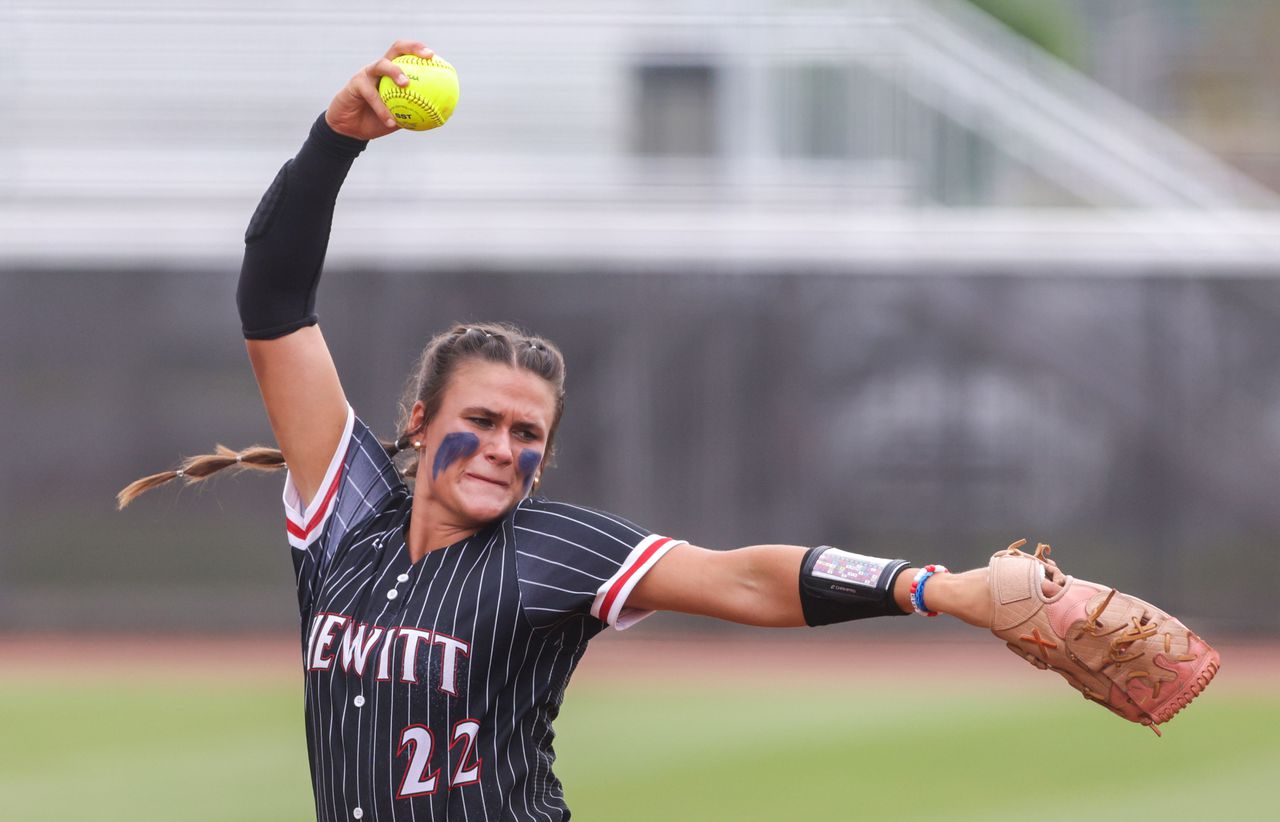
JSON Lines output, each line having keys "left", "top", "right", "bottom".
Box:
{"left": 237, "top": 113, "right": 369, "bottom": 340}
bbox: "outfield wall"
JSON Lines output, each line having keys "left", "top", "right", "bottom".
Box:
{"left": 1, "top": 264, "right": 1276, "bottom": 636}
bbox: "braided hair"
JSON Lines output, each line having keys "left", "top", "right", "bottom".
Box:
{"left": 117, "top": 322, "right": 566, "bottom": 508}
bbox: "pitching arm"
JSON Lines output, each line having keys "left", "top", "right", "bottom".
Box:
{"left": 241, "top": 41, "right": 430, "bottom": 505}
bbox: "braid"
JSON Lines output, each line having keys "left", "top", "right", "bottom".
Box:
{"left": 386, "top": 434, "right": 414, "bottom": 456}
{"left": 116, "top": 444, "right": 286, "bottom": 509}
{"left": 118, "top": 432, "right": 415, "bottom": 510}
{"left": 121, "top": 321, "right": 568, "bottom": 508}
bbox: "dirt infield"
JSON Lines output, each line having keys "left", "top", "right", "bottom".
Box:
{"left": 2, "top": 632, "right": 1276, "bottom": 693}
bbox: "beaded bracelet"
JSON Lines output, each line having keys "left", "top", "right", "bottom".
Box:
{"left": 909, "top": 564, "right": 950, "bottom": 617}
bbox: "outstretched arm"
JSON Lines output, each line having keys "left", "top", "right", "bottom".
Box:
{"left": 241, "top": 40, "right": 433, "bottom": 505}
{"left": 627, "top": 542, "right": 1002, "bottom": 628}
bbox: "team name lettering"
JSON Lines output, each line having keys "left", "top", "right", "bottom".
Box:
{"left": 306, "top": 614, "right": 470, "bottom": 695}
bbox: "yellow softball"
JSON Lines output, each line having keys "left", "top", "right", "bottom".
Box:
{"left": 379, "top": 54, "right": 459, "bottom": 131}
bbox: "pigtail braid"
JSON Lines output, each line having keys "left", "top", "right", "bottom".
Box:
{"left": 120, "top": 320, "right": 568, "bottom": 509}
{"left": 116, "top": 444, "right": 286, "bottom": 510}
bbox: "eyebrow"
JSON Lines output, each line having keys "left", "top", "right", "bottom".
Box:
{"left": 462, "top": 406, "right": 546, "bottom": 435}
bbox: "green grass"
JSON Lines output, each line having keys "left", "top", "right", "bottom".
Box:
{"left": 556, "top": 684, "right": 1280, "bottom": 820}
{"left": 1, "top": 679, "right": 1274, "bottom": 821}
{"left": 0, "top": 681, "right": 311, "bottom": 821}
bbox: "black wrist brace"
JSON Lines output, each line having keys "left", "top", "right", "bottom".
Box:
{"left": 798, "top": 546, "right": 911, "bottom": 626}
{"left": 236, "top": 113, "right": 369, "bottom": 340}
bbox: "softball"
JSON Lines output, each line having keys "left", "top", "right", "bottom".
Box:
{"left": 379, "top": 54, "right": 459, "bottom": 131}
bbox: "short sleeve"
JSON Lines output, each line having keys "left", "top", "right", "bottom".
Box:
{"left": 512, "top": 499, "right": 685, "bottom": 630}
{"left": 282, "top": 406, "right": 403, "bottom": 560}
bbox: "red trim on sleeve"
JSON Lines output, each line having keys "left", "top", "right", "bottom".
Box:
{"left": 285, "top": 462, "right": 345, "bottom": 540}
{"left": 597, "top": 537, "right": 672, "bottom": 624}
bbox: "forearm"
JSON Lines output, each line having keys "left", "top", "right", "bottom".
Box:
{"left": 651, "top": 543, "right": 913, "bottom": 628}
{"left": 236, "top": 114, "right": 367, "bottom": 502}
{"left": 765, "top": 554, "right": 983, "bottom": 627}
{"left": 629, "top": 541, "right": 990, "bottom": 628}
{"left": 907, "top": 567, "right": 992, "bottom": 627}
{"left": 236, "top": 113, "right": 369, "bottom": 339}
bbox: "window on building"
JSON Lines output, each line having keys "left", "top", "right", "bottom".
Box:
{"left": 777, "top": 62, "right": 900, "bottom": 161}
{"left": 778, "top": 63, "right": 855, "bottom": 159}
{"left": 632, "top": 63, "right": 719, "bottom": 157}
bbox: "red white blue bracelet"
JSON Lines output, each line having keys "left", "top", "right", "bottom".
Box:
{"left": 909, "top": 565, "right": 950, "bottom": 616}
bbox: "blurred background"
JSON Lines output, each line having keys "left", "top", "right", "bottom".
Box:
{"left": 2, "top": 0, "right": 1278, "bottom": 819}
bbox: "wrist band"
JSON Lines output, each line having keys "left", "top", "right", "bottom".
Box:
{"left": 909, "top": 565, "right": 949, "bottom": 617}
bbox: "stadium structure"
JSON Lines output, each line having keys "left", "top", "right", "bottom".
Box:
{"left": 1, "top": 0, "right": 1277, "bottom": 633}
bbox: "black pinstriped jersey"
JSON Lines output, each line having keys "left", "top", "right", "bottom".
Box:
{"left": 283, "top": 407, "right": 683, "bottom": 822}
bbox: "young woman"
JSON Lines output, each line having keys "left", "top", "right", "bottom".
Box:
{"left": 119, "top": 40, "right": 1215, "bottom": 822}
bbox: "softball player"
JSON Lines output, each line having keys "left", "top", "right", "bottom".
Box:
{"left": 119, "top": 41, "right": 1043, "bottom": 821}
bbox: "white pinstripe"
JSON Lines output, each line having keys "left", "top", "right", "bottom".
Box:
{"left": 529, "top": 627, "right": 576, "bottom": 819}
{"left": 487, "top": 524, "right": 511, "bottom": 819}
{"left": 464, "top": 529, "right": 499, "bottom": 822}
{"left": 512, "top": 526, "right": 619, "bottom": 565}
{"left": 517, "top": 508, "right": 640, "bottom": 547}
{"left": 444, "top": 529, "right": 499, "bottom": 822}
{"left": 518, "top": 579, "right": 597, "bottom": 596}
{"left": 508, "top": 610, "right": 543, "bottom": 822}
{"left": 513, "top": 550, "right": 607, "bottom": 582}
{"left": 520, "top": 636, "right": 555, "bottom": 822}
{"left": 540, "top": 501, "right": 648, "bottom": 538}
{"left": 290, "top": 417, "right": 677, "bottom": 821}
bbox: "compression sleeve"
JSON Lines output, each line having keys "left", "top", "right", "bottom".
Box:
{"left": 236, "top": 113, "right": 369, "bottom": 340}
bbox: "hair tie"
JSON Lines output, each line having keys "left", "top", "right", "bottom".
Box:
{"left": 175, "top": 469, "right": 185, "bottom": 479}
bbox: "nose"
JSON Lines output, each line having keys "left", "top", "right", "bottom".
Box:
{"left": 481, "top": 428, "right": 513, "bottom": 465}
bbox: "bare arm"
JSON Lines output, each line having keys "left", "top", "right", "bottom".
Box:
{"left": 243, "top": 40, "right": 433, "bottom": 505}
{"left": 626, "top": 543, "right": 812, "bottom": 627}
{"left": 627, "top": 542, "right": 997, "bottom": 628}
{"left": 246, "top": 328, "right": 348, "bottom": 504}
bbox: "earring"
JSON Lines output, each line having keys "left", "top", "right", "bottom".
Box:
{"left": 413, "top": 440, "right": 423, "bottom": 449}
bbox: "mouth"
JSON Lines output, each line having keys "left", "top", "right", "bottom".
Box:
{"left": 463, "top": 472, "right": 510, "bottom": 488}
